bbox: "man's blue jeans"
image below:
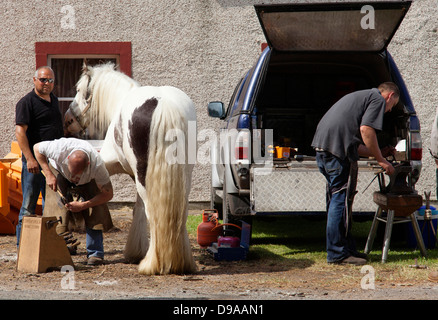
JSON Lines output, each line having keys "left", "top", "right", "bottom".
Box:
{"left": 316, "top": 151, "right": 357, "bottom": 263}
{"left": 86, "top": 228, "right": 104, "bottom": 259}
{"left": 16, "top": 158, "right": 46, "bottom": 247}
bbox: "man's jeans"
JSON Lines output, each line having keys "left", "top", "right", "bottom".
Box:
{"left": 86, "top": 228, "right": 104, "bottom": 259}
{"left": 316, "top": 151, "right": 357, "bottom": 263}
{"left": 16, "top": 158, "right": 46, "bottom": 247}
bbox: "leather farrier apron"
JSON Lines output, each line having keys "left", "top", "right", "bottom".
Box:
{"left": 43, "top": 166, "right": 113, "bottom": 234}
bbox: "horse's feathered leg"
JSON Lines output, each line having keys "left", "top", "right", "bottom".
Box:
{"left": 124, "top": 194, "right": 149, "bottom": 263}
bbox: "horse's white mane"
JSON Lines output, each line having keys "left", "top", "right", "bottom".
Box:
{"left": 82, "top": 63, "right": 139, "bottom": 137}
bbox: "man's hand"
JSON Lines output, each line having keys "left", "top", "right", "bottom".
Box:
{"left": 26, "top": 158, "right": 40, "bottom": 174}
{"left": 360, "top": 125, "right": 395, "bottom": 176}
{"left": 381, "top": 145, "right": 396, "bottom": 158}
{"left": 65, "top": 200, "right": 87, "bottom": 213}
{"left": 16, "top": 124, "right": 40, "bottom": 174}
{"left": 33, "top": 143, "right": 58, "bottom": 190}
{"left": 64, "top": 182, "right": 113, "bottom": 213}
{"left": 45, "top": 173, "right": 57, "bottom": 192}
{"left": 379, "top": 160, "right": 395, "bottom": 176}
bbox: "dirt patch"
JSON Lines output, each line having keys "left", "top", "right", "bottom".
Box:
{"left": 0, "top": 203, "right": 438, "bottom": 301}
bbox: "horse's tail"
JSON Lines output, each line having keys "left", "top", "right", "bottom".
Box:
{"left": 138, "top": 93, "right": 196, "bottom": 275}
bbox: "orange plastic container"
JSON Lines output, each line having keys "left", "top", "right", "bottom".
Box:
{"left": 0, "top": 161, "right": 15, "bottom": 234}
{"left": 275, "top": 146, "right": 290, "bottom": 159}
{"left": 5, "top": 142, "right": 42, "bottom": 215}
{"left": 0, "top": 142, "right": 43, "bottom": 234}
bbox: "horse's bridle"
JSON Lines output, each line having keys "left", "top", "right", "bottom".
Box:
{"left": 64, "top": 93, "right": 93, "bottom": 135}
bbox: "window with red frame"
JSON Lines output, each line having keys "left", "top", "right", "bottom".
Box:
{"left": 35, "top": 42, "right": 132, "bottom": 120}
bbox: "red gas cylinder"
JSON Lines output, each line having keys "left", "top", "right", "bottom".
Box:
{"left": 197, "top": 210, "right": 222, "bottom": 248}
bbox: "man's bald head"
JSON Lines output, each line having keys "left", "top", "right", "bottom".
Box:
{"left": 68, "top": 150, "right": 89, "bottom": 184}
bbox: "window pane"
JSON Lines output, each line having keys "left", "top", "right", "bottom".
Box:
{"left": 51, "top": 58, "right": 83, "bottom": 98}
{"left": 51, "top": 58, "right": 118, "bottom": 99}
{"left": 86, "top": 58, "right": 117, "bottom": 67}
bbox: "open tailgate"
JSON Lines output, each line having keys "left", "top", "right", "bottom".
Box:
{"left": 255, "top": 1, "right": 411, "bottom": 52}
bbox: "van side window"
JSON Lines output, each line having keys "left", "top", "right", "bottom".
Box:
{"left": 228, "top": 73, "right": 249, "bottom": 118}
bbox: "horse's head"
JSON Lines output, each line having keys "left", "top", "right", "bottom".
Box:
{"left": 65, "top": 62, "right": 139, "bottom": 139}
{"left": 64, "top": 63, "right": 93, "bottom": 136}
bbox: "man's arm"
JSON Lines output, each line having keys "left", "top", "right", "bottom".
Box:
{"left": 15, "top": 124, "right": 40, "bottom": 174}
{"left": 64, "top": 181, "right": 113, "bottom": 213}
{"left": 33, "top": 143, "right": 58, "bottom": 191}
{"left": 359, "top": 125, "right": 395, "bottom": 175}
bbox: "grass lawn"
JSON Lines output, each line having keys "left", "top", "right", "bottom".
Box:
{"left": 187, "top": 213, "right": 438, "bottom": 283}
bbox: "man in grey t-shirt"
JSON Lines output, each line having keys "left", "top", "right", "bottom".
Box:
{"left": 311, "top": 82, "right": 399, "bottom": 265}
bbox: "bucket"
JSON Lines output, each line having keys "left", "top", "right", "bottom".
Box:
{"left": 406, "top": 206, "right": 438, "bottom": 249}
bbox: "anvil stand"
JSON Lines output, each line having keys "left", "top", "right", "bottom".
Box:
{"left": 364, "top": 165, "right": 427, "bottom": 263}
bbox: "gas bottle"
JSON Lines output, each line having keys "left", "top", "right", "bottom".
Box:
{"left": 197, "top": 209, "right": 222, "bottom": 248}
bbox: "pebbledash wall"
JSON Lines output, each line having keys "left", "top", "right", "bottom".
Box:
{"left": 0, "top": 0, "right": 437, "bottom": 204}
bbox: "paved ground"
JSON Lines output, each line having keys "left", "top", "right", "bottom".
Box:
{"left": 1, "top": 203, "right": 438, "bottom": 309}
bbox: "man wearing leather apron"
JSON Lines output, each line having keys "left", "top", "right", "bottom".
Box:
{"left": 33, "top": 137, "right": 113, "bottom": 266}
{"left": 312, "top": 82, "right": 398, "bottom": 265}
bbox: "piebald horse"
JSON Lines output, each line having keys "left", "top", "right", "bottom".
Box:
{"left": 65, "top": 63, "right": 197, "bottom": 275}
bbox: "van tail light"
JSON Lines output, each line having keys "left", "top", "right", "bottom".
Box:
{"left": 235, "top": 146, "right": 249, "bottom": 160}
{"left": 234, "top": 130, "right": 250, "bottom": 161}
{"left": 411, "top": 148, "right": 422, "bottom": 161}
{"left": 410, "top": 132, "right": 422, "bottom": 161}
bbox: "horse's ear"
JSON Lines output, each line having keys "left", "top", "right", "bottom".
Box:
{"left": 82, "top": 59, "right": 89, "bottom": 74}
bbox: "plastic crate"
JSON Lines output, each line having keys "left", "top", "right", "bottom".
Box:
{"left": 0, "top": 142, "right": 43, "bottom": 234}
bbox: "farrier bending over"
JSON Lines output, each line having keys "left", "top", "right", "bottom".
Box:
{"left": 311, "top": 82, "right": 399, "bottom": 266}
{"left": 33, "top": 137, "right": 114, "bottom": 266}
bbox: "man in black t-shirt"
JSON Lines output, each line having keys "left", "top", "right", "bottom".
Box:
{"left": 15, "top": 66, "right": 64, "bottom": 246}
{"left": 311, "top": 82, "right": 399, "bottom": 265}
